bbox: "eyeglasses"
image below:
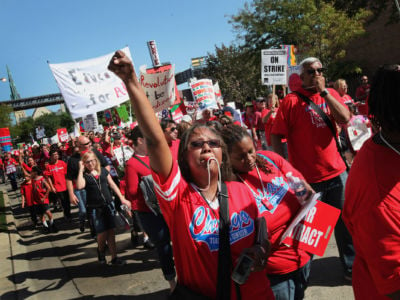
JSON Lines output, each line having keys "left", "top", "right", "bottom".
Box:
{"left": 80, "top": 141, "right": 91, "bottom": 146}
{"left": 84, "top": 159, "right": 96, "bottom": 165}
{"left": 168, "top": 127, "right": 178, "bottom": 132}
{"left": 306, "top": 68, "right": 326, "bottom": 75}
{"left": 189, "top": 139, "right": 221, "bottom": 149}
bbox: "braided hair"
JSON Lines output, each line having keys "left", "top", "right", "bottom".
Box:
{"left": 221, "top": 124, "right": 273, "bottom": 174}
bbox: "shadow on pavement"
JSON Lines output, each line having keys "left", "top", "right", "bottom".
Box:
{"left": 308, "top": 257, "right": 351, "bottom": 287}
{"left": 69, "top": 290, "right": 170, "bottom": 299}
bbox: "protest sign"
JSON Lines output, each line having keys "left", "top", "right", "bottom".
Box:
{"left": 116, "top": 105, "right": 129, "bottom": 122}
{"left": 213, "top": 81, "right": 224, "bottom": 105}
{"left": 139, "top": 64, "right": 176, "bottom": 113}
{"left": 104, "top": 109, "right": 113, "bottom": 123}
{"left": 287, "top": 65, "right": 302, "bottom": 93}
{"left": 261, "top": 49, "right": 288, "bottom": 85}
{"left": 49, "top": 47, "right": 132, "bottom": 119}
{"left": 281, "top": 194, "right": 341, "bottom": 256}
{"left": 0, "top": 127, "right": 12, "bottom": 152}
{"left": 82, "top": 113, "right": 99, "bottom": 132}
{"left": 36, "top": 126, "right": 46, "bottom": 139}
{"left": 347, "top": 116, "right": 372, "bottom": 151}
{"left": 190, "top": 79, "right": 218, "bottom": 113}
{"left": 57, "top": 128, "right": 69, "bottom": 143}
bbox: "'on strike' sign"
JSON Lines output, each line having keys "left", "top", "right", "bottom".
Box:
{"left": 261, "top": 49, "right": 288, "bottom": 86}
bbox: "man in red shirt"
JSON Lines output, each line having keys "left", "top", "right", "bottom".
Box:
{"left": 0, "top": 155, "right": 5, "bottom": 184}
{"left": 45, "top": 149, "right": 71, "bottom": 220}
{"left": 160, "top": 119, "right": 180, "bottom": 160}
{"left": 355, "top": 75, "right": 370, "bottom": 103}
{"left": 271, "top": 57, "right": 354, "bottom": 280}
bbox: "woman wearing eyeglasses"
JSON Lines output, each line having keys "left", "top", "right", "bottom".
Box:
{"left": 76, "top": 151, "right": 131, "bottom": 265}
{"left": 109, "top": 50, "right": 274, "bottom": 299}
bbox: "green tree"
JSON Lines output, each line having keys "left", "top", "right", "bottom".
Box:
{"left": 34, "top": 112, "right": 74, "bottom": 138}
{"left": 0, "top": 104, "right": 13, "bottom": 129}
{"left": 202, "top": 44, "right": 268, "bottom": 104}
{"left": 230, "top": 0, "right": 371, "bottom": 73}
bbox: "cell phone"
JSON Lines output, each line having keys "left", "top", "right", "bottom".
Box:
{"left": 256, "top": 217, "right": 268, "bottom": 245}
{"left": 231, "top": 253, "right": 254, "bottom": 285}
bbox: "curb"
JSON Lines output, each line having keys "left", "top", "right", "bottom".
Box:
{"left": 0, "top": 188, "right": 18, "bottom": 299}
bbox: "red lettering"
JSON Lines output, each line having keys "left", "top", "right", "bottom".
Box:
{"left": 114, "top": 87, "right": 127, "bottom": 98}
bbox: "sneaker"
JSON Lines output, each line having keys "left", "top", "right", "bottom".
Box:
{"left": 111, "top": 257, "right": 126, "bottom": 266}
{"left": 97, "top": 248, "right": 107, "bottom": 264}
{"left": 80, "top": 221, "right": 85, "bottom": 233}
{"left": 143, "top": 239, "right": 155, "bottom": 249}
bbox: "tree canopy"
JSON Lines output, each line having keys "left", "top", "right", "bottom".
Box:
{"left": 230, "top": 0, "right": 371, "bottom": 68}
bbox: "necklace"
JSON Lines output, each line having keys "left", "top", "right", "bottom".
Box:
{"left": 237, "top": 165, "right": 274, "bottom": 210}
{"left": 379, "top": 131, "right": 400, "bottom": 156}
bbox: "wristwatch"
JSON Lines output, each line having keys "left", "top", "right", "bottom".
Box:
{"left": 320, "top": 89, "right": 330, "bottom": 97}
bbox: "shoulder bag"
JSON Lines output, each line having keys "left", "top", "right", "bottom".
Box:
{"left": 295, "top": 92, "right": 351, "bottom": 171}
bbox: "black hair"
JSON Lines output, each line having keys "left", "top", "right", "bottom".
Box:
{"left": 130, "top": 126, "right": 144, "bottom": 146}
{"left": 49, "top": 149, "right": 59, "bottom": 157}
{"left": 369, "top": 64, "right": 400, "bottom": 132}
{"left": 221, "top": 125, "right": 272, "bottom": 174}
{"left": 206, "top": 120, "right": 223, "bottom": 133}
{"left": 160, "top": 118, "right": 176, "bottom": 131}
{"left": 31, "top": 166, "right": 43, "bottom": 175}
{"left": 178, "top": 123, "right": 232, "bottom": 183}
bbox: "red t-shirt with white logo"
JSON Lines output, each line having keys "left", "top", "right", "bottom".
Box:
{"left": 32, "top": 176, "right": 49, "bottom": 205}
{"left": 152, "top": 160, "right": 274, "bottom": 300}
{"left": 343, "top": 138, "right": 400, "bottom": 299}
{"left": 237, "top": 151, "right": 311, "bottom": 275}
{"left": 271, "top": 87, "right": 347, "bottom": 183}
{"left": 45, "top": 160, "right": 67, "bottom": 192}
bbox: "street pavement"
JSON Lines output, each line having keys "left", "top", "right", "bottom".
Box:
{"left": 0, "top": 181, "right": 354, "bottom": 300}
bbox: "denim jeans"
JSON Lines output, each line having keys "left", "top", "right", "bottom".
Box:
{"left": 136, "top": 211, "right": 176, "bottom": 281}
{"left": 74, "top": 189, "right": 87, "bottom": 223}
{"left": 268, "top": 260, "right": 311, "bottom": 300}
{"left": 7, "top": 172, "right": 17, "bottom": 190}
{"left": 310, "top": 172, "right": 355, "bottom": 274}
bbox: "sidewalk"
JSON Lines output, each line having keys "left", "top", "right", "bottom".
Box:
{"left": 0, "top": 181, "right": 354, "bottom": 299}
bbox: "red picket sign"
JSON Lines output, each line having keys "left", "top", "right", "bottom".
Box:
{"left": 281, "top": 199, "right": 341, "bottom": 256}
{"left": 57, "top": 128, "right": 69, "bottom": 143}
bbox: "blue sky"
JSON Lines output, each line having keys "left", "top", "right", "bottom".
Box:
{"left": 0, "top": 0, "right": 248, "bottom": 111}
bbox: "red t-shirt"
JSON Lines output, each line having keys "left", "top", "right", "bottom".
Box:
{"left": 32, "top": 176, "right": 49, "bottom": 205}
{"left": 152, "top": 160, "right": 274, "bottom": 299}
{"left": 4, "top": 158, "right": 17, "bottom": 174}
{"left": 343, "top": 138, "right": 400, "bottom": 299}
{"left": 169, "top": 139, "right": 180, "bottom": 161}
{"left": 124, "top": 154, "right": 152, "bottom": 213}
{"left": 45, "top": 160, "right": 67, "bottom": 192}
{"left": 271, "top": 87, "right": 347, "bottom": 183}
{"left": 21, "top": 181, "right": 33, "bottom": 207}
{"left": 355, "top": 84, "right": 370, "bottom": 102}
{"left": 237, "top": 151, "right": 311, "bottom": 275}
{"left": 256, "top": 110, "right": 266, "bottom": 130}
{"left": 243, "top": 112, "right": 260, "bottom": 130}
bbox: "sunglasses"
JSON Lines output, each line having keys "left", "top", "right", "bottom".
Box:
{"left": 189, "top": 139, "right": 221, "bottom": 149}
{"left": 168, "top": 127, "right": 178, "bottom": 132}
{"left": 306, "top": 68, "right": 326, "bottom": 75}
{"left": 80, "top": 141, "right": 91, "bottom": 146}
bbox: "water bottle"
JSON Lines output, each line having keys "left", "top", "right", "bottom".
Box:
{"left": 286, "top": 172, "right": 308, "bottom": 204}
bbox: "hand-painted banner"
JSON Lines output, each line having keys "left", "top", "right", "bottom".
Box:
{"left": 57, "top": 128, "right": 69, "bottom": 143}
{"left": 139, "top": 64, "right": 175, "bottom": 113}
{"left": 190, "top": 79, "right": 218, "bottom": 111}
{"left": 213, "top": 81, "right": 224, "bottom": 105}
{"left": 116, "top": 105, "right": 129, "bottom": 123}
{"left": 49, "top": 47, "right": 132, "bottom": 119}
{"left": 104, "top": 109, "right": 113, "bottom": 123}
{"left": 0, "top": 127, "right": 12, "bottom": 152}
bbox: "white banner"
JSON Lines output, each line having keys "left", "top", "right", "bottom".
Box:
{"left": 139, "top": 65, "right": 176, "bottom": 113}
{"left": 261, "top": 49, "right": 288, "bottom": 85}
{"left": 82, "top": 113, "right": 99, "bottom": 132}
{"left": 49, "top": 47, "right": 133, "bottom": 119}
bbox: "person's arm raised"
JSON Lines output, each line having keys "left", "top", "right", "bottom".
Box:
{"left": 108, "top": 50, "right": 172, "bottom": 180}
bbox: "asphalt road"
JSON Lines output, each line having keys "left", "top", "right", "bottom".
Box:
{"left": 1, "top": 183, "right": 354, "bottom": 299}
